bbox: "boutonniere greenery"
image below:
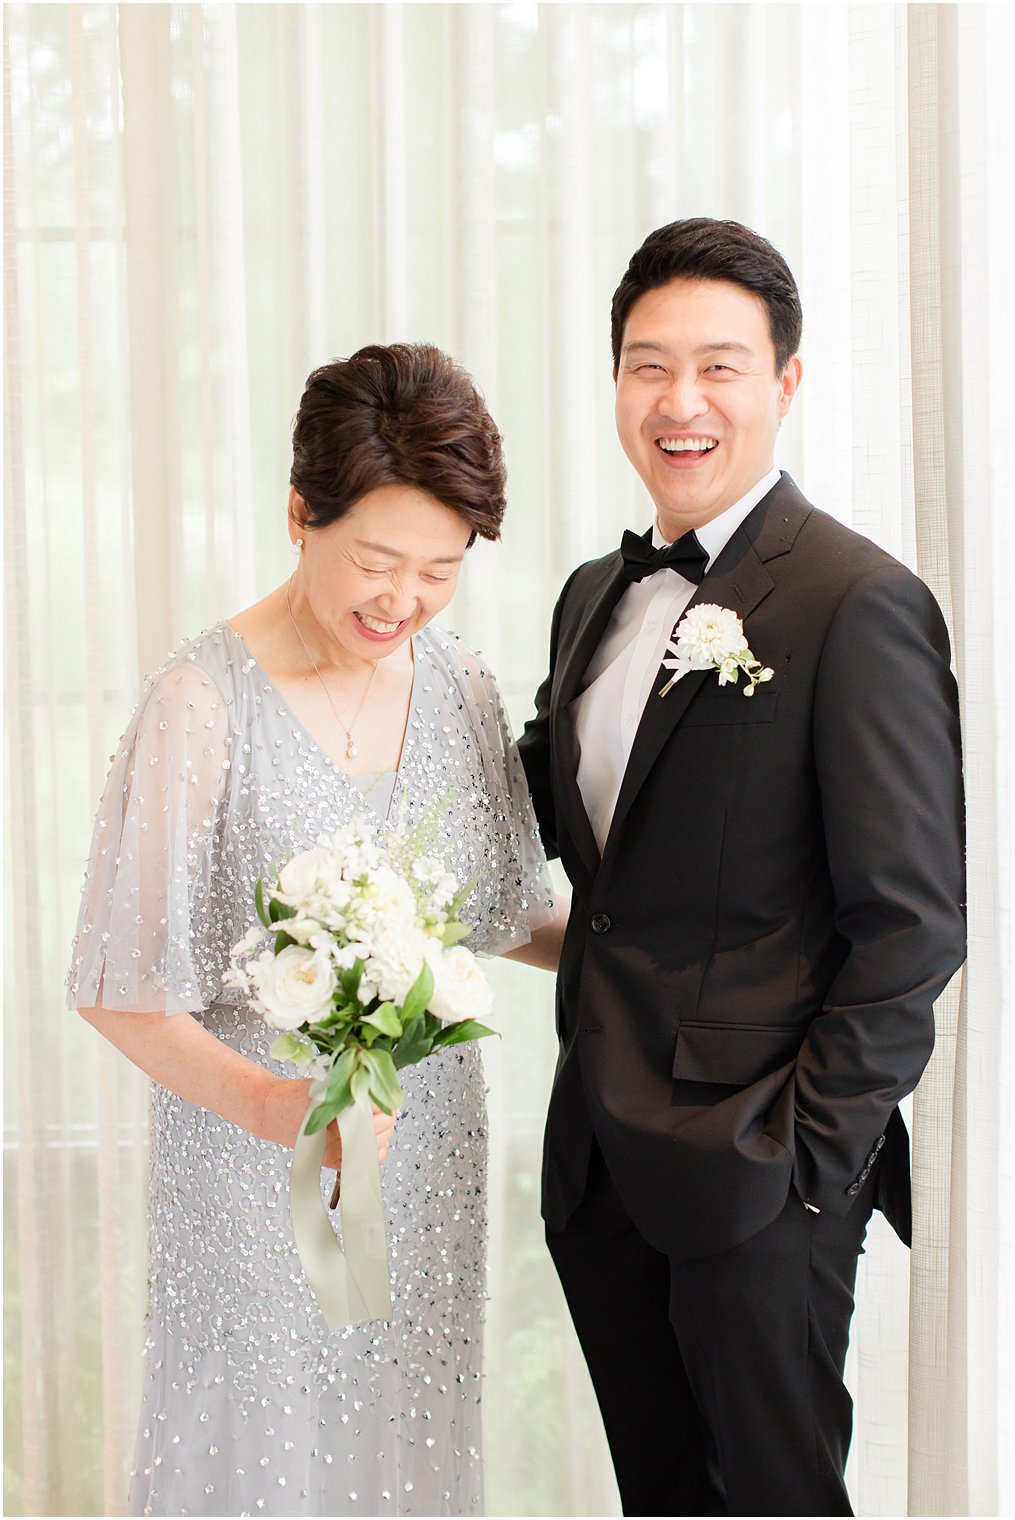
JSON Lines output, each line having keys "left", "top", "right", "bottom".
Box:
{"left": 659, "top": 604, "right": 774, "bottom": 699}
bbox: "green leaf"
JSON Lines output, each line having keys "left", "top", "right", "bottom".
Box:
{"left": 254, "top": 878, "right": 272, "bottom": 929}
{"left": 326, "top": 1046, "right": 358, "bottom": 1102}
{"left": 438, "top": 920, "right": 472, "bottom": 948}
{"left": 340, "top": 958, "right": 365, "bottom": 1000}
{"left": 274, "top": 930, "right": 298, "bottom": 954}
{"left": 430, "top": 1019, "right": 498, "bottom": 1050}
{"left": 304, "top": 1099, "right": 341, "bottom": 1135}
{"left": 269, "top": 1033, "right": 315, "bottom": 1065}
{"left": 268, "top": 897, "right": 297, "bottom": 923}
{"left": 399, "top": 962, "right": 434, "bottom": 1025}
{"left": 390, "top": 1014, "right": 434, "bottom": 1071}
{"left": 312, "top": 1002, "right": 348, "bottom": 1030}
{"left": 361, "top": 1048, "right": 405, "bottom": 1116}
{"left": 350, "top": 1065, "right": 372, "bottom": 1109}
{"left": 361, "top": 1001, "right": 403, "bottom": 1039}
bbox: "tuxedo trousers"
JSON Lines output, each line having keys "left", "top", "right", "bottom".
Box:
{"left": 546, "top": 1139, "right": 876, "bottom": 1517}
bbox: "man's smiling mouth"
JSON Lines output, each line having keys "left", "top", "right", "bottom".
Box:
{"left": 657, "top": 437, "right": 718, "bottom": 453}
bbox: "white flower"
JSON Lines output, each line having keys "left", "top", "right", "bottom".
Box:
{"left": 364, "top": 922, "right": 431, "bottom": 1005}
{"left": 332, "top": 941, "right": 367, "bottom": 971}
{"left": 426, "top": 944, "right": 494, "bottom": 1025}
{"left": 323, "top": 822, "right": 380, "bottom": 877}
{"left": 674, "top": 604, "right": 749, "bottom": 668}
{"left": 411, "top": 855, "right": 447, "bottom": 885}
{"left": 660, "top": 605, "right": 774, "bottom": 699}
{"left": 249, "top": 945, "right": 337, "bottom": 1030}
{"left": 231, "top": 924, "right": 265, "bottom": 959}
{"left": 346, "top": 867, "right": 419, "bottom": 942}
{"left": 278, "top": 846, "right": 339, "bottom": 904}
{"left": 280, "top": 915, "right": 325, "bottom": 945}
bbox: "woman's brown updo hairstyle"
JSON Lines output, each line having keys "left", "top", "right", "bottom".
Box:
{"left": 290, "top": 343, "right": 506, "bottom": 546}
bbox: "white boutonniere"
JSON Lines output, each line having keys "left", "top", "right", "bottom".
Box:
{"left": 659, "top": 604, "right": 774, "bottom": 698}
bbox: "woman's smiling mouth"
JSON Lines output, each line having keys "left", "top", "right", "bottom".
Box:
{"left": 354, "top": 611, "right": 409, "bottom": 639}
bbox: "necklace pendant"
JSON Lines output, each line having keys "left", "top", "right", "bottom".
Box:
{"left": 346, "top": 739, "right": 358, "bottom": 760}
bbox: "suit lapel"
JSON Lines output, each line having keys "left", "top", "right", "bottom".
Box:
{"left": 600, "top": 477, "right": 811, "bottom": 869}
{"left": 551, "top": 554, "right": 629, "bottom": 893}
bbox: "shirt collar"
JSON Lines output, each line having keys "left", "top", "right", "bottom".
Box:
{"left": 652, "top": 466, "right": 782, "bottom": 564}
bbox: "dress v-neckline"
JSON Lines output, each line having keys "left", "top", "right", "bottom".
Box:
{"left": 222, "top": 621, "right": 419, "bottom": 787}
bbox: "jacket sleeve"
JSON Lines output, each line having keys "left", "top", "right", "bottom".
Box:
{"left": 791, "top": 563, "right": 966, "bottom": 1214}
{"left": 516, "top": 568, "right": 581, "bottom": 863}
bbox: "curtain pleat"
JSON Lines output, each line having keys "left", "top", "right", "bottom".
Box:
{"left": 3, "top": 6, "right": 1010, "bottom": 1516}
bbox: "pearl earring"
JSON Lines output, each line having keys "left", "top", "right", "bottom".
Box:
{"left": 292, "top": 538, "right": 303, "bottom": 555}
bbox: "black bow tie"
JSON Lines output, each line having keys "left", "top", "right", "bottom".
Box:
{"left": 619, "top": 527, "right": 709, "bottom": 585}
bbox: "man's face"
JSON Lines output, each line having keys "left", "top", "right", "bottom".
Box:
{"left": 614, "top": 277, "right": 801, "bottom": 539}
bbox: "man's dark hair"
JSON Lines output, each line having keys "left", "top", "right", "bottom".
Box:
{"left": 290, "top": 343, "right": 506, "bottom": 544}
{"left": 611, "top": 218, "right": 802, "bottom": 373}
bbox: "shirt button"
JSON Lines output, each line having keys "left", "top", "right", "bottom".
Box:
{"left": 590, "top": 914, "right": 611, "bottom": 934}
{"left": 847, "top": 1183, "right": 862, "bottom": 1196}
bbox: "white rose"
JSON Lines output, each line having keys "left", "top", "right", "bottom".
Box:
{"left": 277, "top": 846, "right": 337, "bottom": 905}
{"left": 427, "top": 944, "right": 494, "bottom": 1025}
{"left": 250, "top": 945, "right": 337, "bottom": 1030}
{"left": 675, "top": 604, "right": 749, "bottom": 668}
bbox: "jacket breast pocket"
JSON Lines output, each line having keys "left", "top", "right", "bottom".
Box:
{"left": 681, "top": 690, "right": 779, "bottom": 727}
{"left": 672, "top": 1020, "right": 803, "bottom": 1085}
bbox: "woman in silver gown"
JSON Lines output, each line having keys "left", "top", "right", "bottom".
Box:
{"left": 68, "top": 344, "right": 559, "bottom": 1518}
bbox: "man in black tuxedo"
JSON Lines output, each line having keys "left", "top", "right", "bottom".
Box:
{"left": 517, "top": 219, "right": 965, "bottom": 1516}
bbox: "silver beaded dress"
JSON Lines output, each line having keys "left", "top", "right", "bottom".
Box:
{"left": 68, "top": 621, "right": 554, "bottom": 1519}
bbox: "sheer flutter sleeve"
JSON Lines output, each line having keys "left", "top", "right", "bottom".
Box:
{"left": 438, "top": 634, "right": 556, "bottom": 955}
{"left": 68, "top": 657, "right": 231, "bottom": 1014}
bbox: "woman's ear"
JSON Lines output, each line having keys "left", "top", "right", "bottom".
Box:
{"left": 288, "top": 487, "right": 308, "bottom": 547}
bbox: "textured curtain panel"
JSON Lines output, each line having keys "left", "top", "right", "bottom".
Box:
{"left": 3, "top": 5, "right": 1010, "bottom": 1516}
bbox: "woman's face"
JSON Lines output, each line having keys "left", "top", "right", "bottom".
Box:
{"left": 290, "top": 483, "right": 473, "bottom": 663}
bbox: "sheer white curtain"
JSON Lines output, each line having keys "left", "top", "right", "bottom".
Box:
{"left": 4, "top": 5, "right": 1010, "bottom": 1516}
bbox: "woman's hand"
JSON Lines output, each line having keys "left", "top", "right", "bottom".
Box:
{"left": 272, "top": 1077, "right": 398, "bottom": 1170}
{"left": 76, "top": 1004, "right": 399, "bottom": 1173}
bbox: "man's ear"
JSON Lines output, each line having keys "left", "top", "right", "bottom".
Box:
{"left": 777, "top": 356, "right": 803, "bottom": 419}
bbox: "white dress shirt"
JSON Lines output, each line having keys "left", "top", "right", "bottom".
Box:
{"left": 574, "top": 467, "right": 781, "bottom": 853}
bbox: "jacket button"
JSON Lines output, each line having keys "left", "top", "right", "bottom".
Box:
{"left": 590, "top": 913, "right": 611, "bottom": 934}
{"left": 876, "top": 1135, "right": 886, "bottom": 1149}
{"left": 847, "top": 1183, "right": 862, "bottom": 1196}
{"left": 860, "top": 1166, "right": 870, "bottom": 1180}
{"left": 867, "top": 1152, "right": 878, "bottom": 1166}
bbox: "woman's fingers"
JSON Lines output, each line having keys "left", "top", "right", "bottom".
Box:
{"left": 372, "top": 1104, "right": 398, "bottom": 1162}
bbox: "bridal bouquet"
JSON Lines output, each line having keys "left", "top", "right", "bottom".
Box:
{"left": 224, "top": 817, "right": 495, "bottom": 1330}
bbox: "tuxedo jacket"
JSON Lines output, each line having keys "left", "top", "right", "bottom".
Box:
{"left": 517, "top": 474, "right": 966, "bottom": 1259}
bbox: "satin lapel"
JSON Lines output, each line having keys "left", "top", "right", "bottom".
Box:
{"left": 601, "top": 525, "right": 776, "bottom": 868}
{"left": 551, "top": 554, "right": 629, "bottom": 892}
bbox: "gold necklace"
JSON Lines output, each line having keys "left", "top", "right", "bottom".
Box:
{"left": 285, "top": 577, "right": 377, "bottom": 762}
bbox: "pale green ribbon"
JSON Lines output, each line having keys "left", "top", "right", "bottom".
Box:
{"left": 290, "top": 1083, "right": 392, "bottom": 1331}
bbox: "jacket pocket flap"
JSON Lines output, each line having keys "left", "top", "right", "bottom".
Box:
{"left": 672, "top": 1021, "right": 802, "bottom": 1085}
{"left": 681, "top": 690, "right": 778, "bottom": 726}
